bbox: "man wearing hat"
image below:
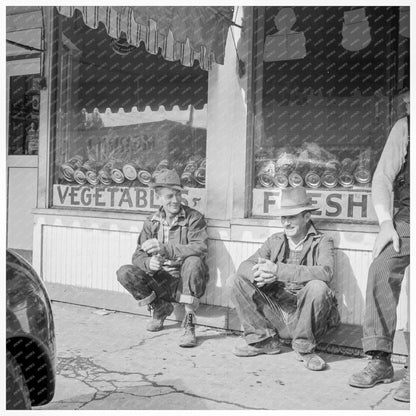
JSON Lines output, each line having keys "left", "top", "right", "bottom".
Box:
{"left": 117, "top": 169, "right": 209, "bottom": 348}
{"left": 228, "top": 187, "right": 339, "bottom": 370}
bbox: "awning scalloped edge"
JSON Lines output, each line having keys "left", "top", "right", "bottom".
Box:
{"left": 56, "top": 6, "right": 220, "bottom": 70}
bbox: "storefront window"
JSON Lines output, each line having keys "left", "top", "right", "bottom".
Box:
{"left": 251, "top": 6, "right": 409, "bottom": 222}
{"left": 8, "top": 74, "right": 41, "bottom": 155}
{"left": 52, "top": 11, "right": 207, "bottom": 212}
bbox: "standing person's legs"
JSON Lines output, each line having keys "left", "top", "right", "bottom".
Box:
{"left": 349, "top": 229, "right": 410, "bottom": 390}
{"left": 362, "top": 242, "right": 410, "bottom": 354}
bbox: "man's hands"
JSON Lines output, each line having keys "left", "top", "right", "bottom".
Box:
{"left": 373, "top": 220, "right": 400, "bottom": 259}
{"left": 142, "top": 238, "right": 162, "bottom": 255}
{"left": 252, "top": 257, "right": 278, "bottom": 288}
{"left": 148, "top": 255, "right": 163, "bottom": 272}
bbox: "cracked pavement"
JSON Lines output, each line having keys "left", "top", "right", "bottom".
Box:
{"left": 37, "top": 302, "right": 410, "bottom": 410}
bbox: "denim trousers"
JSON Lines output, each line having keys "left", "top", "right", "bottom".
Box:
{"left": 117, "top": 256, "right": 208, "bottom": 306}
{"left": 228, "top": 274, "right": 340, "bottom": 353}
{"left": 362, "top": 219, "right": 410, "bottom": 357}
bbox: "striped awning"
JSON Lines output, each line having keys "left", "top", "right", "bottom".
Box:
{"left": 56, "top": 6, "right": 234, "bottom": 70}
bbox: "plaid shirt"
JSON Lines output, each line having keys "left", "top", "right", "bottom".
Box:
{"left": 132, "top": 204, "right": 208, "bottom": 275}
{"left": 151, "top": 207, "right": 187, "bottom": 245}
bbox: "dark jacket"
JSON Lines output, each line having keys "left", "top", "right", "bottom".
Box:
{"left": 237, "top": 222, "right": 335, "bottom": 285}
{"left": 132, "top": 205, "right": 208, "bottom": 274}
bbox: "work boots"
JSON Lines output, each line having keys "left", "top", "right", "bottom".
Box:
{"left": 146, "top": 298, "right": 174, "bottom": 332}
{"left": 394, "top": 367, "right": 410, "bottom": 402}
{"left": 179, "top": 312, "right": 197, "bottom": 348}
{"left": 349, "top": 352, "right": 394, "bottom": 388}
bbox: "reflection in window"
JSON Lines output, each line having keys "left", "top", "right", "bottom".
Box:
{"left": 254, "top": 6, "right": 409, "bottom": 192}
{"left": 8, "top": 75, "right": 40, "bottom": 155}
{"left": 55, "top": 11, "right": 207, "bottom": 194}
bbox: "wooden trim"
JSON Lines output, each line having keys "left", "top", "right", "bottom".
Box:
{"left": 242, "top": 7, "right": 257, "bottom": 218}
{"left": 7, "top": 156, "right": 38, "bottom": 168}
{"left": 6, "top": 10, "right": 43, "bottom": 32}
{"left": 37, "top": 7, "right": 59, "bottom": 209}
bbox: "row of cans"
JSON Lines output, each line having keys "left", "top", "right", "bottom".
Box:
{"left": 60, "top": 156, "right": 206, "bottom": 187}
{"left": 256, "top": 150, "right": 373, "bottom": 189}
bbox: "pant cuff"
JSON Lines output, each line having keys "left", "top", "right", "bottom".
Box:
{"left": 137, "top": 291, "right": 156, "bottom": 307}
{"left": 292, "top": 338, "right": 315, "bottom": 353}
{"left": 245, "top": 329, "right": 276, "bottom": 345}
{"left": 362, "top": 336, "right": 393, "bottom": 354}
{"left": 177, "top": 293, "right": 199, "bottom": 308}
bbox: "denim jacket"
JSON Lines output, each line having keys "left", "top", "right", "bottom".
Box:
{"left": 237, "top": 222, "right": 335, "bottom": 286}
{"left": 132, "top": 205, "right": 208, "bottom": 274}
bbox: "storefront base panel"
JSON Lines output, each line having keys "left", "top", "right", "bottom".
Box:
{"left": 44, "top": 282, "right": 239, "bottom": 332}
{"left": 45, "top": 281, "right": 409, "bottom": 362}
{"left": 33, "top": 210, "right": 409, "bottom": 331}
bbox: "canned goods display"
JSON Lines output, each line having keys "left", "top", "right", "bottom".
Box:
{"left": 256, "top": 159, "right": 276, "bottom": 188}
{"left": 60, "top": 155, "right": 83, "bottom": 182}
{"left": 122, "top": 162, "right": 139, "bottom": 181}
{"left": 354, "top": 148, "right": 373, "bottom": 184}
{"left": 321, "top": 160, "right": 340, "bottom": 188}
{"left": 338, "top": 158, "right": 356, "bottom": 188}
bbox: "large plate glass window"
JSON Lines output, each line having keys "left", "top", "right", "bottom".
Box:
{"left": 251, "top": 6, "right": 409, "bottom": 222}
{"left": 52, "top": 10, "right": 207, "bottom": 212}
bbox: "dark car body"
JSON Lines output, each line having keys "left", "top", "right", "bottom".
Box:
{"left": 6, "top": 249, "right": 56, "bottom": 409}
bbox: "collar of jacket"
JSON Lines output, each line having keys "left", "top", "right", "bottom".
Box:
{"left": 274, "top": 221, "right": 322, "bottom": 263}
{"left": 151, "top": 205, "right": 187, "bottom": 225}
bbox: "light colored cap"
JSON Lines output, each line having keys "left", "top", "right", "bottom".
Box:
{"left": 277, "top": 187, "right": 319, "bottom": 216}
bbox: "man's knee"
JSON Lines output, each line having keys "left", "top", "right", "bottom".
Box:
{"left": 302, "top": 280, "right": 329, "bottom": 300}
{"left": 181, "top": 256, "right": 205, "bottom": 277}
{"left": 182, "top": 255, "right": 204, "bottom": 268}
{"left": 116, "top": 264, "right": 145, "bottom": 285}
{"left": 226, "top": 273, "right": 252, "bottom": 295}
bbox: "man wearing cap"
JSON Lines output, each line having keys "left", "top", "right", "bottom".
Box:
{"left": 117, "top": 169, "right": 209, "bottom": 348}
{"left": 349, "top": 90, "right": 410, "bottom": 402}
{"left": 228, "top": 187, "right": 339, "bottom": 370}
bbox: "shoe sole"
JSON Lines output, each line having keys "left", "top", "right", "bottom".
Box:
{"left": 393, "top": 396, "right": 410, "bottom": 403}
{"left": 294, "top": 352, "right": 326, "bottom": 371}
{"left": 147, "top": 305, "right": 173, "bottom": 332}
{"left": 233, "top": 349, "right": 281, "bottom": 357}
{"left": 179, "top": 343, "right": 197, "bottom": 348}
{"left": 349, "top": 378, "right": 394, "bottom": 388}
{"left": 146, "top": 326, "right": 163, "bottom": 332}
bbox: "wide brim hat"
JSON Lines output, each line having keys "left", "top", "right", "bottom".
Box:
{"left": 276, "top": 187, "right": 319, "bottom": 216}
{"left": 150, "top": 168, "right": 183, "bottom": 191}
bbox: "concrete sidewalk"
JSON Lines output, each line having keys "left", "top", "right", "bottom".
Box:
{"left": 38, "top": 302, "right": 410, "bottom": 411}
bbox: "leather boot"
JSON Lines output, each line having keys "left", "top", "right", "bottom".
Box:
{"left": 349, "top": 352, "right": 394, "bottom": 388}
{"left": 146, "top": 298, "right": 174, "bottom": 332}
{"left": 179, "top": 312, "right": 197, "bottom": 347}
{"left": 393, "top": 367, "right": 410, "bottom": 402}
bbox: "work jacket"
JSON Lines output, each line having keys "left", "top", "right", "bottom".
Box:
{"left": 132, "top": 205, "right": 208, "bottom": 274}
{"left": 237, "top": 222, "right": 335, "bottom": 286}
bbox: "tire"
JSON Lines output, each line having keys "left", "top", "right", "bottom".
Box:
{"left": 6, "top": 350, "right": 31, "bottom": 410}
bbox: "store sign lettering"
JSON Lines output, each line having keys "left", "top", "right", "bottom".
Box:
{"left": 254, "top": 188, "right": 377, "bottom": 222}
{"left": 53, "top": 185, "right": 206, "bottom": 213}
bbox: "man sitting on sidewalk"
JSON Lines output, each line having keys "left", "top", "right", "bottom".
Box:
{"left": 228, "top": 187, "right": 340, "bottom": 370}
{"left": 117, "top": 169, "right": 209, "bottom": 348}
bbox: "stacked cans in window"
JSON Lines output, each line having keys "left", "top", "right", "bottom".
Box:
{"left": 255, "top": 144, "right": 374, "bottom": 189}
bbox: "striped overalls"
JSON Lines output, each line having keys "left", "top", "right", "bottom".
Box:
{"left": 362, "top": 117, "right": 410, "bottom": 355}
